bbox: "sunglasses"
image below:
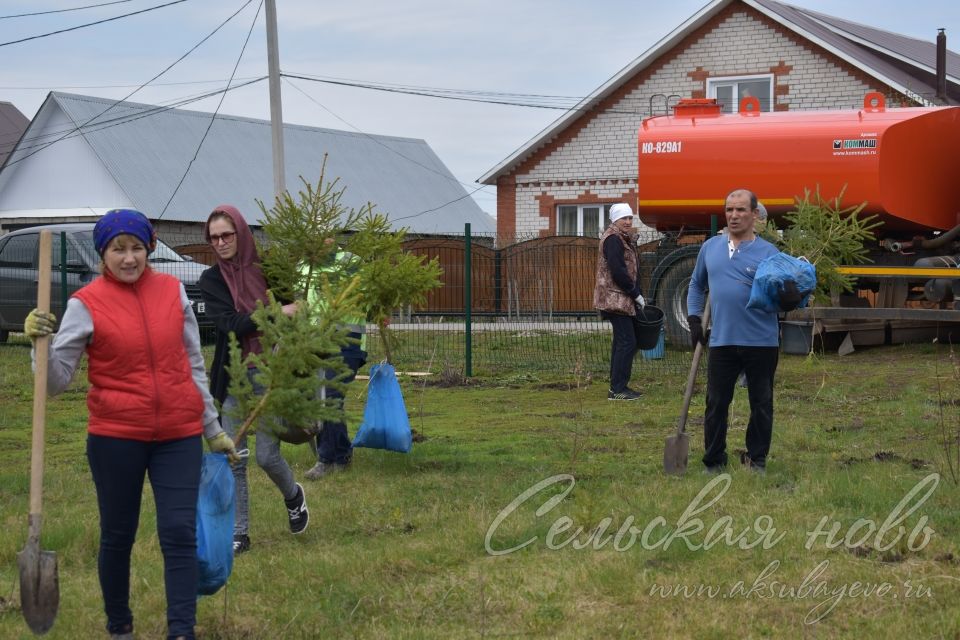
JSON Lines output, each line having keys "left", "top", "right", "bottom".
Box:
{"left": 209, "top": 231, "right": 237, "bottom": 245}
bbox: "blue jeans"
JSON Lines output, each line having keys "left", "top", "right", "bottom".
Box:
{"left": 219, "top": 367, "right": 298, "bottom": 536}
{"left": 703, "top": 346, "right": 779, "bottom": 468}
{"left": 316, "top": 336, "right": 367, "bottom": 464}
{"left": 87, "top": 433, "right": 202, "bottom": 639}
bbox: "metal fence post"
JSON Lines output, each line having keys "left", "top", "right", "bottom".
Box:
{"left": 464, "top": 223, "right": 472, "bottom": 377}
{"left": 493, "top": 247, "right": 502, "bottom": 314}
{"left": 60, "top": 232, "right": 68, "bottom": 312}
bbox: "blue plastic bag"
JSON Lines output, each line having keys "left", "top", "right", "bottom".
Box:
{"left": 196, "top": 453, "right": 235, "bottom": 596}
{"left": 352, "top": 363, "right": 413, "bottom": 453}
{"left": 746, "top": 252, "right": 817, "bottom": 312}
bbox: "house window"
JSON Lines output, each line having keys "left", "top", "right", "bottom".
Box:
{"left": 557, "top": 204, "right": 613, "bottom": 237}
{"left": 707, "top": 74, "right": 774, "bottom": 113}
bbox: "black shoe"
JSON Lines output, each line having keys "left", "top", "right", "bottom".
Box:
{"left": 305, "top": 459, "right": 350, "bottom": 480}
{"left": 740, "top": 451, "right": 766, "bottom": 474}
{"left": 285, "top": 483, "right": 309, "bottom": 535}
{"left": 233, "top": 534, "right": 251, "bottom": 554}
{"left": 109, "top": 624, "right": 134, "bottom": 640}
{"left": 702, "top": 464, "right": 727, "bottom": 475}
{"left": 608, "top": 388, "right": 642, "bottom": 401}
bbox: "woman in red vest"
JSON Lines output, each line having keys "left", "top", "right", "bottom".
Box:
{"left": 25, "top": 209, "right": 237, "bottom": 640}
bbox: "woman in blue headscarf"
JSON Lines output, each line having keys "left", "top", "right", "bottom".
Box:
{"left": 24, "top": 209, "right": 237, "bottom": 640}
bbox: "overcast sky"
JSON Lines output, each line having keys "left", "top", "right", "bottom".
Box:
{"left": 2, "top": 0, "right": 958, "bottom": 217}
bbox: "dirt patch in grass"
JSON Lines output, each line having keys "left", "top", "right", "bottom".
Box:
{"left": 535, "top": 382, "right": 575, "bottom": 391}
{"left": 825, "top": 417, "right": 866, "bottom": 432}
{"left": 837, "top": 451, "right": 931, "bottom": 469}
{"left": 847, "top": 545, "right": 908, "bottom": 563}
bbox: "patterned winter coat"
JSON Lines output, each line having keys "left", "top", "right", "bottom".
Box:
{"left": 593, "top": 224, "right": 640, "bottom": 316}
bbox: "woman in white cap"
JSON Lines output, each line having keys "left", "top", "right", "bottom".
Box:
{"left": 592, "top": 203, "right": 646, "bottom": 400}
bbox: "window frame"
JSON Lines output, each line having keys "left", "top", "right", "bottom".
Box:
{"left": 556, "top": 204, "right": 614, "bottom": 237}
{"left": 706, "top": 73, "right": 775, "bottom": 113}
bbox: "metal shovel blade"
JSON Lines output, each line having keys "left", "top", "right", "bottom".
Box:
{"left": 663, "top": 432, "right": 690, "bottom": 476}
{"left": 662, "top": 299, "right": 709, "bottom": 477}
{"left": 17, "top": 526, "right": 59, "bottom": 635}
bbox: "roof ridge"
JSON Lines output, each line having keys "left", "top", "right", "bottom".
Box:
{"left": 49, "top": 91, "right": 425, "bottom": 143}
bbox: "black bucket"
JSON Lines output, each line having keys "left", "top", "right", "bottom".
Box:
{"left": 634, "top": 305, "right": 665, "bottom": 350}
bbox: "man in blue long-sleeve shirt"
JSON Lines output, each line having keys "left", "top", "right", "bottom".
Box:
{"left": 686, "top": 189, "right": 782, "bottom": 472}
{"left": 593, "top": 203, "right": 646, "bottom": 400}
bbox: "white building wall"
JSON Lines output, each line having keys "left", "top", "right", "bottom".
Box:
{"left": 0, "top": 107, "right": 132, "bottom": 213}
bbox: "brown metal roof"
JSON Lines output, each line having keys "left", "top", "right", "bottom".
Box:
{"left": 0, "top": 102, "right": 29, "bottom": 167}
{"left": 754, "top": 0, "right": 959, "bottom": 105}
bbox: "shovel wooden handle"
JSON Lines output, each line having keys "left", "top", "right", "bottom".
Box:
{"left": 675, "top": 298, "right": 710, "bottom": 437}
{"left": 28, "top": 231, "right": 52, "bottom": 531}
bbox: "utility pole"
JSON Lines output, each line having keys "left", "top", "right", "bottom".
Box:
{"left": 265, "top": 0, "right": 286, "bottom": 198}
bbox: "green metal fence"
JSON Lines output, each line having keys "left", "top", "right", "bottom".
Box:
{"left": 1, "top": 224, "right": 711, "bottom": 380}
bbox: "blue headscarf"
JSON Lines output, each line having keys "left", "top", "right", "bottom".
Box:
{"left": 93, "top": 209, "right": 155, "bottom": 255}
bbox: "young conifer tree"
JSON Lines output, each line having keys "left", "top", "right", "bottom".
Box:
{"left": 761, "top": 186, "right": 879, "bottom": 303}
{"left": 226, "top": 157, "right": 442, "bottom": 439}
{"left": 346, "top": 213, "right": 442, "bottom": 363}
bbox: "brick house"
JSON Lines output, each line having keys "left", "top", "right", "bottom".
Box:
{"left": 480, "top": 0, "right": 959, "bottom": 244}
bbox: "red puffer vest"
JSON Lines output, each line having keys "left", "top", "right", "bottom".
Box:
{"left": 73, "top": 268, "right": 204, "bottom": 441}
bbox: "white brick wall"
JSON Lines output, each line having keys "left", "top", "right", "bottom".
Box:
{"left": 510, "top": 9, "right": 882, "bottom": 237}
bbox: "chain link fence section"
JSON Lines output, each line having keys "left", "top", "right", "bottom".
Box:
{"left": 363, "top": 228, "right": 713, "bottom": 376}
{"left": 1, "top": 225, "right": 712, "bottom": 379}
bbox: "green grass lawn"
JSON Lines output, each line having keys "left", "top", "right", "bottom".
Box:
{"left": 1, "top": 336, "right": 959, "bottom": 638}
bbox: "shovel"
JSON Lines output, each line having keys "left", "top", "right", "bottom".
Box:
{"left": 663, "top": 300, "right": 710, "bottom": 476}
{"left": 18, "top": 230, "right": 60, "bottom": 635}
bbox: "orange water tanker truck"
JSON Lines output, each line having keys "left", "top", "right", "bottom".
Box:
{"left": 637, "top": 92, "right": 960, "bottom": 345}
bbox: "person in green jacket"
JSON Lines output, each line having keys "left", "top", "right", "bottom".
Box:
{"left": 304, "top": 240, "right": 368, "bottom": 479}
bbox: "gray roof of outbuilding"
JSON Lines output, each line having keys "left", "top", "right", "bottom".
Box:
{"left": 37, "top": 92, "right": 493, "bottom": 233}
{"left": 0, "top": 102, "right": 29, "bottom": 167}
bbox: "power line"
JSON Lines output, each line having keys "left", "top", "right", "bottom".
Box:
{"left": 280, "top": 73, "right": 589, "bottom": 111}
{"left": 285, "top": 72, "right": 586, "bottom": 103}
{"left": 391, "top": 184, "right": 491, "bottom": 223}
{"left": 0, "top": 80, "right": 268, "bottom": 153}
{"left": 2, "top": 0, "right": 255, "bottom": 169}
{"left": 283, "top": 77, "right": 493, "bottom": 195}
{"left": 0, "top": 76, "right": 264, "bottom": 91}
{"left": 283, "top": 77, "right": 496, "bottom": 222}
{"left": 2, "top": 78, "right": 265, "bottom": 157}
{"left": 0, "top": 0, "right": 135, "bottom": 20}
{"left": 0, "top": 0, "right": 189, "bottom": 47}
{"left": 280, "top": 72, "right": 667, "bottom": 117}
{"left": 158, "top": 0, "right": 263, "bottom": 219}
